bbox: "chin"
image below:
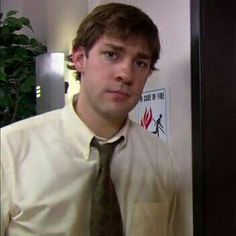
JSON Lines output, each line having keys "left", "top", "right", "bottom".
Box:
{"left": 100, "top": 102, "right": 134, "bottom": 118}
{"left": 104, "top": 109, "right": 129, "bottom": 121}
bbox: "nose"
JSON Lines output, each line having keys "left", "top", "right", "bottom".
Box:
{"left": 115, "top": 59, "right": 133, "bottom": 84}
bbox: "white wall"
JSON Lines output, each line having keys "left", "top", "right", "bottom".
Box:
{"left": 89, "top": 1, "right": 193, "bottom": 236}
{"left": 2, "top": 0, "right": 193, "bottom": 235}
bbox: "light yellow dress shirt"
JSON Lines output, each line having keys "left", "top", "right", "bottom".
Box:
{"left": 1, "top": 95, "right": 177, "bottom": 236}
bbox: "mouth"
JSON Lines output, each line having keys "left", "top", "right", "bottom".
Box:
{"left": 107, "top": 90, "right": 131, "bottom": 99}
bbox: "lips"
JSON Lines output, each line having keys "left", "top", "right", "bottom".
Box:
{"left": 107, "top": 90, "right": 131, "bottom": 99}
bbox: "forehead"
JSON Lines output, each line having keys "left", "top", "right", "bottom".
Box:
{"left": 94, "top": 35, "right": 151, "bottom": 56}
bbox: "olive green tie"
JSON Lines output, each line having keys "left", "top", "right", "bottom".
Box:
{"left": 90, "top": 138, "right": 123, "bottom": 236}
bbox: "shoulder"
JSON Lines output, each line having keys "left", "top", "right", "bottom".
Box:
{"left": 128, "top": 119, "right": 165, "bottom": 146}
{"left": 127, "top": 119, "right": 174, "bottom": 166}
{"left": 1, "top": 108, "right": 64, "bottom": 145}
{"left": 2, "top": 109, "right": 61, "bottom": 134}
{"left": 1, "top": 108, "right": 67, "bottom": 169}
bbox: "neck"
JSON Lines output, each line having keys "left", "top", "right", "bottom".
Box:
{"left": 74, "top": 95, "right": 127, "bottom": 140}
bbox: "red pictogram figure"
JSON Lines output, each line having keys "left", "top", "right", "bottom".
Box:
{"left": 140, "top": 108, "right": 153, "bottom": 129}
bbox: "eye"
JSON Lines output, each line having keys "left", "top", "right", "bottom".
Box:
{"left": 104, "top": 51, "right": 119, "bottom": 60}
{"left": 135, "top": 59, "right": 149, "bottom": 69}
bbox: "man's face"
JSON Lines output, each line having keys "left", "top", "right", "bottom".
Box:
{"left": 73, "top": 35, "right": 152, "bottom": 123}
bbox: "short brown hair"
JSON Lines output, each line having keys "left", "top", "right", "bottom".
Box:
{"left": 68, "top": 3, "right": 160, "bottom": 80}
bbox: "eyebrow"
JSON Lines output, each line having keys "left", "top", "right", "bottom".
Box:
{"left": 103, "top": 43, "right": 151, "bottom": 60}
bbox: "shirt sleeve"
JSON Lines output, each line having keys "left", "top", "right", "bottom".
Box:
{"left": 167, "top": 149, "right": 178, "bottom": 236}
{"left": 167, "top": 176, "right": 177, "bottom": 236}
{"left": 1, "top": 134, "right": 14, "bottom": 235}
{"left": 157, "top": 140, "right": 178, "bottom": 236}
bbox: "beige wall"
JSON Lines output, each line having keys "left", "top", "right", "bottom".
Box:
{"left": 2, "top": 0, "right": 88, "bottom": 54}
{"left": 2, "top": 0, "right": 193, "bottom": 235}
{"left": 44, "top": 0, "right": 88, "bottom": 97}
{"left": 45, "top": 0, "right": 88, "bottom": 54}
{"left": 1, "top": 0, "right": 48, "bottom": 44}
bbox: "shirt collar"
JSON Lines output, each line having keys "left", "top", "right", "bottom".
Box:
{"left": 62, "top": 95, "right": 94, "bottom": 160}
{"left": 62, "top": 94, "right": 129, "bottom": 160}
{"left": 95, "top": 118, "right": 128, "bottom": 151}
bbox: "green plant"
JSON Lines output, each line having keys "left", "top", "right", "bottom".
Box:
{"left": 0, "top": 10, "right": 47, "bottom": 127}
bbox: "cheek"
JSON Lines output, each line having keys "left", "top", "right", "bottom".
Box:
{"left": 87, "top": 60, "right": 113, "bottom": 79}
{"left": 135, "top": 77, "right": 148, "bottom": 91}
{"left": 131, "top": 80, "right": 148, "bottom": 101}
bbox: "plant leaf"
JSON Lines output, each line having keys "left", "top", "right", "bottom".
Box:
{"left": 15, "top": 34, "right": 30, "bottom": 45}
{"left": 20, "top": 79, "right": 35, "bottom": 92}
{"left": 4, "top": 17, "right": 23, "bottom": 31}
{"left": 0, "top": 66, "right": 7, "bottom": 81}
{"left": 0, "top": 10, "right": 47, "bottom": 126}
{"left": 7, "top": 10, "right": 18, "bottom": 17}
{"left": 19, "top": 17, "right": 33, "bottom": 31}
{"left": 0, "top": 88, "right": 13, "bottom": 107}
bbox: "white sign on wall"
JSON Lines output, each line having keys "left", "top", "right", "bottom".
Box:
{"left": 136, "top": 88, "right": 170, "bottom": 143}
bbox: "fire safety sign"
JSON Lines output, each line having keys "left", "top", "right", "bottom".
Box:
{"left": 135, "top": 88, "right": 169, "bottom": 143}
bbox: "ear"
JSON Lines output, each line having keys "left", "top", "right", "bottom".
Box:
{"left": 72, "top": 46, "right": 87, "bottom": 73}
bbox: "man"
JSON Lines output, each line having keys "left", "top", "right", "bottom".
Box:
{"left": 1, "top": 3, "right": 177, "bottom": 236}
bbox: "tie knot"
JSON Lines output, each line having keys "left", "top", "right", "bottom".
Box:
{"left": 91, "top": 137, "right": 123, "bottom": 166}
